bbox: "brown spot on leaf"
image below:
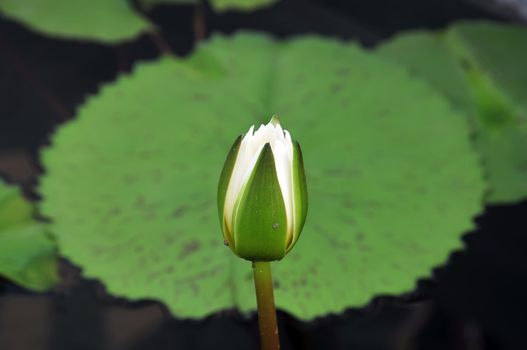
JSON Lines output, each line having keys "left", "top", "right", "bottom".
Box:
{"left": 314, "top": 224, "right": 350, "bottom": 249}
{"left": 110, "top": 207, "right": 120, "bottom": 215}
{"left": 342, "top": 199, "right": 353, "bottom": 209}
{"left": 359, "top": 244, "right": 372, "bottom": 252}
{"left": 336, "top": 67, "right": 351, "bottom": 76}
{"left": 415, "top": 186, "right": 428, "bottom": 194}
{"left": 378, "top": 109, "right": 391, "bottom": 118}
{"left": 146, "top": 270, "right": 161, "bottom": 282}
{"left": 195, "top": 200, "right": 213, "bottom": 211}
{"left": 293, "top": 277, "right": 307, "bottom": 288}
{"left": 151, "top": 168, "right": 164, "bottom": 181}
{"left": 355, "top": 232, "right": 365, "bottom": 242}
{"left": 172, "top": 205, "right": 188, "bottom": 218}
{"left": 178, "top": 240, "right": 201, "bottom": 259}
{"left": 330, "top": 83, "right": 343, "bottom": 93}
{"left": 135, "top": 196, "right": 146, "bottom": 208}
{"left": 190, "top": 283, "right": 199, "bottom": 296}
{"left": 339, "top": 215, "right": 355, "bottom": 225}
{"left": 192, "top": 93, "right": 209, "bottom": 101}
{"left": 326, "top": 168, "right": 345, "bottom": 177}
{"left": 101, "top": 207, "right": 121, "bottom": 223}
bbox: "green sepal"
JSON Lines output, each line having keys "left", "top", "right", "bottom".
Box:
{"left": 287, "top": 141, "right": 308, "bottom": 252}
{"left": 217, "top": 135, "right": 242, "bottom": 245}
{"left": 233, "top": 143, "right": 288, "bottom": 261}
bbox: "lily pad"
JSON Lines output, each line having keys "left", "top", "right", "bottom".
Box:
{"left": 377, "top": 21, "right": 527, "bottom": 204}
{"left": 40, "top": 33, "right": 485, "bottom": 319}
{"left": 139, "top": 0, "right": 277, "bottom": 12}
{"left": 0, "top": 0, "right": 152, "bottom": 43}
{"left": 210, "top": 0, "right": 278, "bottom": 12}
{"left": 0, "top": 180, "right": 58, "bottom": 291}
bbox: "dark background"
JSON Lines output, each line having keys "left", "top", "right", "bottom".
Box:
{"left": 1, "top": 0, "right": 526, "bottom": 349}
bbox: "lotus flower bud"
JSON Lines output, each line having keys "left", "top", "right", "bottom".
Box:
{"left": 217, "top": 116, "right": 308, "bottom": 261}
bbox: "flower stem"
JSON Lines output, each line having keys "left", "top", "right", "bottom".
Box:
{"left": 252, "top": 261, "right": 280, "bottom": 350}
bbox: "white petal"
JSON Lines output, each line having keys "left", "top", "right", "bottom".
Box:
{"left": 270, "top": 140, "right": 293, "bottom": 236}
{"left": 223, "top": 118, "right": 295, "bottom": 235}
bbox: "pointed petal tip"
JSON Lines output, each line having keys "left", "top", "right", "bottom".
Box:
{"left": 293, "top": 140, "right": 302, "bottom": 155}
{"left": 269, "top": 115, "right": 281, "bottom": 127}
{"left": 262, "top": 142, "right": 272, "bottom": 152}
{"left": 246, "top": 125, "right": 255, "bottom": 137}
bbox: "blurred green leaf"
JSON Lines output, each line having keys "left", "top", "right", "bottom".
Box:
{"left": 378, "top": 21, "right": 527, "bottom": 204}
{"left": 210, "top": 0, "right": 278, "bottom": 12}
{"left": 0, "top": 0, "right": 152, "bottom": 43}
{"left": 139, "top": 0, "right": 278, "bottom": 12}
{"left": 0, "top": 180, "right": 58, "bottom": 291}
{"left": 40, "top": 33, "right": 485, "bottom": 319}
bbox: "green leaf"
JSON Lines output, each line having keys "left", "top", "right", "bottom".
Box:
{"left": 0, "top": 0, "right": 152, "bottom": 43}
{"left": 138, "top": 0, "right": 278, "bottom": 12}
{"left": 40, "top": 33, "right": 485, "bottom": 319}
{"left": 0, "top": 180, "right": 58, "bottom": 291}
{"left": 210, "top": 0, "right": 278, "bottom": 12}
{"left": 377, "top": 21, "right": 527, "bottom": 204}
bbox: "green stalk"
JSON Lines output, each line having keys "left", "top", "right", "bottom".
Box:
{"left": 252, "top": 261, "right": 280, "bottom": 350}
